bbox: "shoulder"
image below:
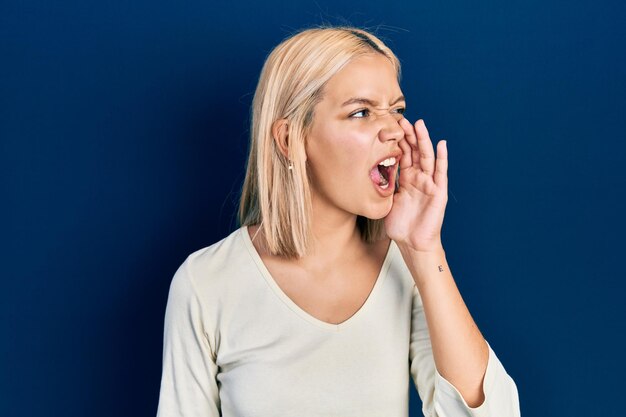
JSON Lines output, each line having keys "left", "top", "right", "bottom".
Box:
{"left": 171, "top": 227, "right": 252, "bottom": 295}
{"left": 185, "top": 227, "right": 246, "bottom": 272}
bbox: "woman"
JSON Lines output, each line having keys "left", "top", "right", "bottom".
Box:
{"left": 156, "top": 26, "right": 520, "bottom": 417}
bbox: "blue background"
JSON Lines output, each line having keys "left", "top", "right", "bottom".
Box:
{"left": 2, "top": 1, "right": 625, "bottom": 416}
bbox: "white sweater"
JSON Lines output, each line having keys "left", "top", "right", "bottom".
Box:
{"left": 156, "top": 226, "right": 520, "bottom": 417}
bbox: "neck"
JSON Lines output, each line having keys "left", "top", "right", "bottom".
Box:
{"left": 248, "top": 193, "right": 375, "bottom": 264}
{"left": 305, "top": 196, "right": 362, "bottom": 263}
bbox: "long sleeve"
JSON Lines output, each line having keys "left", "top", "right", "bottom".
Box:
{"left": 408, "top": 285, "right": 521, "bottom": 417}
{"left": 156, "top": 259, "right": 221, "bottom": 417}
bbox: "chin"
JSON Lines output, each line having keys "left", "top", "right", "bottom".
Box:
{"left": 359, "top": 198, "right": 393, "bottom": 220}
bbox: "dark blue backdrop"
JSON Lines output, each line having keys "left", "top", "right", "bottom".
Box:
{"left": 2, "top": 1, "right": 625, "bottom": 416}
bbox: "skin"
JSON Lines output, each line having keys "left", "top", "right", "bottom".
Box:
{"left": 249, "top": 52, "right": 489, "bottom": 408}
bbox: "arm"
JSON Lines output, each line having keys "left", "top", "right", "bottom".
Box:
{"left": 156, "top": 260, "right": 221, "bottom": 417}
{"left": 401, "top": 244, "right": 488, "bottom": 407}
{"left": 387, "top": 117, "right": 520, "bottom": 415}
{"left": 405, "top": 245, "right": 521, "bottom": 417}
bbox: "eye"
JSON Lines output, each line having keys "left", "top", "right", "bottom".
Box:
{"left": 349, "top": 107, "right": 407, "bottom": 119}
{"left": 349, "top": 108, "right": 370, "bottom": 118}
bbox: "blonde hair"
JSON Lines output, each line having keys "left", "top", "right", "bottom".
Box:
{"left": 238, "top": 25, "right": 402, "bottom": 259}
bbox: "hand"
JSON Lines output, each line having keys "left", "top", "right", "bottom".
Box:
{"left": 384, "top": 118, "right": 448, "bottom": 253}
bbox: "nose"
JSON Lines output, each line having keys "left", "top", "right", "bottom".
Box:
{"left": 377, "top": 112, "right": 404, "bottom": 143}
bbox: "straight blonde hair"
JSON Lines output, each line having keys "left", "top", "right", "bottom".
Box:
{"left": 238, "top": 25, "right": 402, "bottom": 259}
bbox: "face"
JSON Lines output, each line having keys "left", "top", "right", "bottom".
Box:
{"left": 305, "top": 53, "right": 406, "bottom": 220}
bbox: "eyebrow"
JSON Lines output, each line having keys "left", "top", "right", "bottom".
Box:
{"left": 341, "top": 95, "right": 406, "bottom": 107}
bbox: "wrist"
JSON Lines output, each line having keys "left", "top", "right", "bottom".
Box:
{"left": 396, "top": 242, "right": 448, "bottom": 286}
{"left": 395, "top": 239, "right": 445, "bottom": 257}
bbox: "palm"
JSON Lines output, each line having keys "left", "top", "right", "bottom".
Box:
{"left": 384, "top": 119, "right": 448, "bottom": 252}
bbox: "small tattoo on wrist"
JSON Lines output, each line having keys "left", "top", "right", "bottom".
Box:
{"left": 438, "top": 265, "right": 444, "bottom": 272}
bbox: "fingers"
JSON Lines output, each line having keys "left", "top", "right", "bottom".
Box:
{"left": 399, "top": 118, "right": 421, "bottom": 171}
{"left": 399, "top": 118, "right": 448, "bottom": 187}
{"left": 414, "top": 119, "right": 435, "bottom": 176}
{"left": 398, "top": 136, "right": 412, "bottom": 169}
{"left": 434, "top": 140, "right": 448, "bottom": 188}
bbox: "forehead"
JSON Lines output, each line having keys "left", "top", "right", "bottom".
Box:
{"left": 323, "top": 54, "right": 401, "bottom": 105}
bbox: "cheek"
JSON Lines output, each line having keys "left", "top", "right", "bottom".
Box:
{"left": 335, "top": 132, "right": 372, "bottom": 174}
{"left": 323, "top": 139, "right": 368, "bottom": 180}
{"left": 329, "top": 124, "right": 372, "bottom": 155}
{"left": 306, "top": 126, "right": 373, "bottom": 188}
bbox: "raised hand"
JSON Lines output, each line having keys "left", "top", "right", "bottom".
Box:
{"left": 384, "top": 118, "right": 448, "bottom": 253}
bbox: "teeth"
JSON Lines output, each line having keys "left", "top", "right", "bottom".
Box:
{"left": 379, "top": 157, "right": 396, "bottom": 167}
{"left": 379, "top": 172, "right": 389, "bottom": 187}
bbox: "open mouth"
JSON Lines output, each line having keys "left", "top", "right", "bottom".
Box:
{"left": 370, "top": 157, "right": 397, "bottom": 190}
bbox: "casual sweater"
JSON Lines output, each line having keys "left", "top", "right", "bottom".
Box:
{"left": 156, "top": 226, "right": 521, "bottom": 417}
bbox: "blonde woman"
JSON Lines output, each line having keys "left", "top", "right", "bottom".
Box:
{"left": 156, "top": 26, "right": 520, "bottom": 417}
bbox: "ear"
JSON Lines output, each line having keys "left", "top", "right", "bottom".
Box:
{"left": 271, "top": 118, "right": 290, "bottom": 159}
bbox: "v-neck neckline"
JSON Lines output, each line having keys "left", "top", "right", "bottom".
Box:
{"left": 240, "top": 225, "right": 395, "bottom": 332}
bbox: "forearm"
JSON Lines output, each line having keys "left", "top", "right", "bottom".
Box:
{"left": 398, "top": 242, "right": 489, "bottom": 408}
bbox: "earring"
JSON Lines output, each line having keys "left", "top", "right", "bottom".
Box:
{"left": 288, "top": 161, "right": 294, "bottom": 170}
